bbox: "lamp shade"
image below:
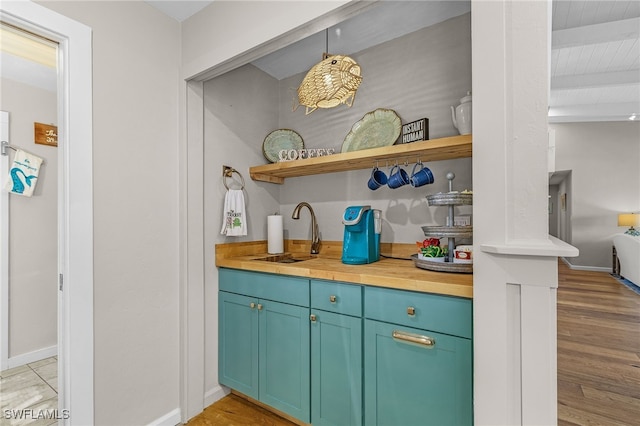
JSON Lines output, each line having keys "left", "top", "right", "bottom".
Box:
{"left": 618, "top": 213, "right": 640, "bottom": 227}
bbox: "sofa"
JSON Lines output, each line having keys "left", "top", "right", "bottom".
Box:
{"left": 613, "top": 233, "right": 640, "bottom": 286}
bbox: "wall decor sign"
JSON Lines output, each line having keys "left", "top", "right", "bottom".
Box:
{"left": 34, "top": 122, "right": 58, "bottom": 147}
{"left": 401, "top": 118, "right": 429, "bottom": 143}
{"left": 278, "top": 148, "right": 336, "bottom": 162}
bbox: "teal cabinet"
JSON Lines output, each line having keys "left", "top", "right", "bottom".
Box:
{"left": 219, "top": 291, "right": 259, "bottom": 399}
{"left": 311, "top": 280, "right": 363, "bottom": 426}
{"left": 219, "top": 269, "right": 473, "bottom": 426}
{"left": 218, "top": 268, "right": 310, "bottom": 423}
{"left": 364, "top": 287, "right": 473, "bottom": 426}
{"left": 259, "top": 299, "right": 310, "bottom": 421}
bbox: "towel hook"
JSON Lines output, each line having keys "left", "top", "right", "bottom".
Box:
{"left": 1, "top": 141, "right": 16, "bottom": 156}
{"left": 222, "top": 165, "right": 245, "bottom": 190}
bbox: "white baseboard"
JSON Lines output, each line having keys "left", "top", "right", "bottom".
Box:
{"left": 7, "top": 345, "right": 57, "bottom": 369}
{"left": 561, "top": 257, "right": 610, "bottom": 273}
{"left": 147, "top": 408, "right": 181, "bottom": 426}
{"left": 204, "top": 384, "right": 229, "bottom": 408}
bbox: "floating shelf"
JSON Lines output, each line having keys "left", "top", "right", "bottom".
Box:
{"left": 249, "top": 134, "right": 472, "bottom": 184}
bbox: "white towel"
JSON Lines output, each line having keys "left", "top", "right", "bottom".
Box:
{"left": 220, "top": 189, "right": 247, "bottom": 236}
{"left": 5, "top": 149, "right": 44, "bottom": 197}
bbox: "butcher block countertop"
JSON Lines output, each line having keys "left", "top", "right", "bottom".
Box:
{"left": 216, "top": 240, "right": 473, "bottom": 299}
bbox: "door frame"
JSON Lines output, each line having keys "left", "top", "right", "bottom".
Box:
{"left": 0, "top": 2, "right": 94, "bottom": 424}
{"left": 0, "top": 112, "right": 8, "bottom": 371}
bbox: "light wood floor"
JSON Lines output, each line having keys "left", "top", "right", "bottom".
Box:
{"left": 189, "top": 261, "right": 640, "bottom": 425}
{"left": 557, "top": 260, "right": 640, "bottom": 425}
{"left": 187, "top": 393, "right": 295, "bottom": 426}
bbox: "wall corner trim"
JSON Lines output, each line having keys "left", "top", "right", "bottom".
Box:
{"left": 146, "top": 408, "right": 181, "bottom": 426}
{"left": 204, "top": 385, "right": 229, "bottom": 408}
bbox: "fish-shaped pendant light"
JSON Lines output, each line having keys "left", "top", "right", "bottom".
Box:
{"left": 296, "top": 54, "right": 363, "bottom": 115}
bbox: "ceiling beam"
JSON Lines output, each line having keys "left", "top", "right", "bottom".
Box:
{"left": 548, "top": 102, "right": 640, "bottom": 122}
{"left": 551, "top": 69, "right": 640, "bottom": 90}
{"left": 552, "top": 17, "right": 640, "bottom": 49}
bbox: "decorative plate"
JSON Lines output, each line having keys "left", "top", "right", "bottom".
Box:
{"left": 262, "top": 129, "right": 304, "bottom": 163}
{"left": 341, "top": 108, "right": 401, "bottom": 153}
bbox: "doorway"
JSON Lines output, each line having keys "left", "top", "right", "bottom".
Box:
{"left": 549, "top": 170, "right": 572, "bottom": 245}
{"left": 1, "top": 24, "right": 59, "bottom": 417}
{"left": 0, "top": 2, "right": 94, "bottom": 424}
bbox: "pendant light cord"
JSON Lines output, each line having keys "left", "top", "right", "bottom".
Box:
{"left": 323, "top": 28, "right": 329, "bottom": 59}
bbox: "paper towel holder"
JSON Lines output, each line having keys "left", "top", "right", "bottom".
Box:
{"left": 222, "top": 165, "right": 245, "bottom": 190}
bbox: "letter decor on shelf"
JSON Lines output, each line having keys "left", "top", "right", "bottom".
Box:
{"left": 401, "top": 118, "right": 429, "bottom": 143}
{"left": 278, "top": 148, "right": 336, "bottom": 162}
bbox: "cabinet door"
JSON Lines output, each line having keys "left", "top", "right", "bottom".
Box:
{"left": 311, "top": 310, "right": 362, "bottom": 426}
{"left": 219, "top": 291, "right": 259, "bottom": 400}
{"left": 259, "top": 299, "right": 311, "bottom": 423}
{"left": 364, "top": 319, "right": 472, "bottom": 426}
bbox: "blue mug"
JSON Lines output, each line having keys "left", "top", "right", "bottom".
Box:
{"left": 387, "top": 165, "right": 409, "bottom": 189}
{"left": 368, "top": 167, "right": 388, "bottom": 190}
{"left": 410, "top": 162, "right": 434, "bottom": 187}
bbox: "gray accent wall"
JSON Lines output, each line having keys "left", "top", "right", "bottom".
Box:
{"left": 205, "top": 12, "right": 472, "bottom": 246}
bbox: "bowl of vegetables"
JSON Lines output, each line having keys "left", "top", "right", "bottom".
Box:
{"left": 416, "top": 237, "right": 448, "bottom": 262}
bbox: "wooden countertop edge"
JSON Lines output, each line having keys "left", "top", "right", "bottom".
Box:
{"left": 215, "top": 241, "right": 473, "bottom": 299}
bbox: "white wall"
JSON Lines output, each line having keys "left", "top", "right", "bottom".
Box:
{"left": 552, "top": 122, "right": 640, "bottom": 269}
{"left": 36, "top": 2, "right": 181, "bottom": 424}
{"left": 1, "top": 78, "right": 57, "bottom": 359}
{"left": 202, "top": 64, "right": 281, "bottom": 398}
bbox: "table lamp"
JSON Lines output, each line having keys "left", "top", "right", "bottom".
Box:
{"left": 618, "top": 213, "right": 640, "bottom": 236}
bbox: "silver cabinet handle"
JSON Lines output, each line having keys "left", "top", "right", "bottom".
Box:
{"left": 249, "top": 302, "right": 256, "bottom": 309}
{"left": 310, "top": 314, "right": 317, "bottom": 322}
{"left": 257, "top": 303, "right": 263, "bottom": 311}
{"left": 329, "top": 295, "right": 337, "bottom": 303}
{"left": 392, "top": 330, "right": 435, "bottom": 348}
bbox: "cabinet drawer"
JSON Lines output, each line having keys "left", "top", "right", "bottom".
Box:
{"left": 219, "top": 268, "right": 309, "bottom": 307}
{"left": 311, "top": 280, "right": 362, "bottom": 317}
{"left": 364, "top": 286, "right": 472, "bottom": 339}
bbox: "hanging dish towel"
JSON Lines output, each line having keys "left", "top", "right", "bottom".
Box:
{"left": 220, "top": 189, "right": 247, "bottom": 236}
{"left": 5, "top": 149, "right": 44, "bottom": 197}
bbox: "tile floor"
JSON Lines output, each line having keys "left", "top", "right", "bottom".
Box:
{"left": 0, "top": 357, "right": 58, "bottom": 426}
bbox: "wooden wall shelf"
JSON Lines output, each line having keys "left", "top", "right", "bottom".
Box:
{"left": 249, "top": 134, "right": 472, "bottom": 184}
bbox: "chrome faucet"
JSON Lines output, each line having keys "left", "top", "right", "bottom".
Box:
{"left": 292, "top": 202, "right": 321, "bottom": 254}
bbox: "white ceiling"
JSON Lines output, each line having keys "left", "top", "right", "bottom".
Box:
{"left": 549, "top": 0, "right": 640, "bottom": 122}
{"left": 144, "top": 1, "right": 212, "bottom": 22}
{"left": 2, "top": 1, "right": 637, "bottom": 123}
{"left": 250, "top": 1, "right": 471, "bottom": 80}
{"left": 144, "top": 0, "right": 640, "bottom": 123}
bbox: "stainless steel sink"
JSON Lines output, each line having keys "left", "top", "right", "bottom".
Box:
{"left": 254, "top": 254, "right": 316, "bottom": 263}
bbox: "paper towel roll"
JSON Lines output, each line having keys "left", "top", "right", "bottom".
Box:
{"left": 268, "top": 215, "right": 284, "bottom": 254}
